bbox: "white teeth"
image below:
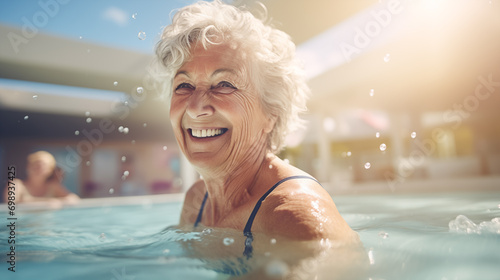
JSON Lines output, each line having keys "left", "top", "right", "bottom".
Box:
{"left": 191, "top": 129, "right": 225, "bottom": 138}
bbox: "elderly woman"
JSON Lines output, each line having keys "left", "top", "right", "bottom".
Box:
{"left": 155, "top": 0, "right": 357, "bottom": 258}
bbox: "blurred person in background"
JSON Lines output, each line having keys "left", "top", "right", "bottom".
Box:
{"left": 3, "top": 151, "right": 80, "bottom": 205}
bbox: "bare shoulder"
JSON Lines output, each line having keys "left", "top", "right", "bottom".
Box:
{"left": 4, "top": 179, "right": 29, "bottom": 203}
{"left": 179, "top": 180, "right": 206, "bottom": 226}
{"left": 257, "top": 177, "right": 356, "bottom": 242}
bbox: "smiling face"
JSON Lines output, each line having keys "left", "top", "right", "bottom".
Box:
{"left": 169, "top": 43, "right": 274, "bottom": 173}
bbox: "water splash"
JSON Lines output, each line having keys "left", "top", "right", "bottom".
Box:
{"left": 86, "top": 117, "right": 92, "bottom": 123}
{"left": 121, "top": 156, "right": 126, "bottom": 162}
{"left": 163, "top": 146, "right": 168, "bottom": 151}
{"left": 449, "top": 215, "right": 500, "bottom": 234}
{"left": 378, "top": 231, "right": 389, "bottom": 239}
{"left": 24, "top": 115, "right": 29, "bottom": 120}
{"left": 131, "top": 13, "right": 137, "bottom": 19}
{"left": 202, "top": 228, "right": 213, "bottom": 235}
{"left": 411, "top": 131, "right": 417, "bottom": 139}
{"left": 364, "top": 162, "right": 371, "bottom": 169}
{"left": 113, "top": 81, "right": 118, "bottom": 86}
{"left": 347, "top": 151, "right": 352, "bottom": 157}
{"left": 32, "top": 94, "right": 38, "bottom": 100}
{"left": 109, "top": 188, "right": 114, "bottom": 195}
{"left": 136, "top": 86, "right": 144, "bottom": 95}
{"left": 74, "top": 130, "right": 80, "bottom": 136}
{"left": 123, "top": 127, "right": 129, "bottom": 134}
{"left": 375, "top": 132, "right": 380, "bottom": 138}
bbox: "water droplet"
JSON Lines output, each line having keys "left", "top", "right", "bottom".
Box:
{"left": 270, "top": 238, "right": 277, "bottom": 245}
{"left": 85, "top": 111, "right": 91, "bottom": 117}
{"left": 24, "top": 115, "right": 29, "bottom": 120}
{"left": 162, "top": 249, "right": 170, "bottom": 254}
{"left": 123, "top": 170, "right": 130, "bottom": 177}
{"left": 411, "top": 131, "right": 417, "bottom": 139}
{"left": 347, "top": 151, "right": 352, "bottom": 157}
{"left": 223, "top": 237, "right": 234, "bottom": 246}
{"left": 87, "top": 49, "right": 91, "bottom": 53}
{"left": 384, "top": 53, "right": 391, "bottom": 62}
{"left": 369, "top": 89, "right": 375, "bottom": 97}
{"left": 364, "top": 162, "right": 371, "bottom": 169}
{"left": 109, "top": 188, "right": 114, "bottom": 194}
{"left": 113, "top": 81, "right": 118, "bottom": 86}
{"left": 118, "top": 126, "right": 124, "bottom": 133}
{"left": 132, "top": 13, "right": 137, "bottom": 19}
{"left": 136, "top": 86, "right": 144, "bottom": 94}
{"left": 271, "top": 145, "right": 277, "bottom": 151}
{"left": 123, "top": 100, "right": 129, "bottom": 106}
{"left": 86, "top": 117, "right": 92, "bottom": 123}
{"left": 163, "top": 146, "right": 168, "bottom": 151}
{"left": 131, "top": 140, "right": 136, "bottom": 144}
{"left": 380, "top": 143, "right": 387, "bottom": 152}
{"left": 86, "top": 161, "right": 91, "bottom": 166}
{"left": 284, "top": 159, "right": 289, "bottom": 164}
{"left": 378, "top": 231, "right": 389, "bottom": 239}
{"left": 121, "top": 156, "right": 126, "bottom": 162}
{"left": 138, "top": 31, "right": 146, "bottom": 40}
{"left": 123, "top": 127, "right": 129, "bottom": 134}
{"left": 74, "top": 130, "right": 80, "bottom": 136}
{"left": 375, "top": 132, "right": 380, "bottom": 138}
{"left": 269, "top": 164, "right": 273, "bottom": 169}
{"left": 264, "top": 252, "right": 271, "bottom": 257}
{"left": 98, "top": 233, "right": 107, "bottom": 242}
{"left": 202, "top": 228, "right": 213, "bottom": 235}
{"left": 143, "top": 123, "right": 147, "bottom": 127}
{"left": 79, "top": 36, "right": 83, "bottom": 40}
{"left": 32, "top": 94, "right": 38, "bottom": 100}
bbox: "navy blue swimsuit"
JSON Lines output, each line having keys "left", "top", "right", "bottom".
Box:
{"left": 194, "top": 175, "right": 319, "bottom": 259}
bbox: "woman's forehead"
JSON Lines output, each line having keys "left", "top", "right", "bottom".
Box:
{"left": 176, "top": 44, "right": 247, "bottom": 76}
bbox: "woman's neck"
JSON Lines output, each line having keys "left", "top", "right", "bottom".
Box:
{"left": 25, "top": 176, "right": 46, "bottom": 188}
{"left": 198, "top": 148, "right": 275, "bottom": 226}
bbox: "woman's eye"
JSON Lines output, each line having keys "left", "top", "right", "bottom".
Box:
{"left": 212, "top": 81, "right": 237, "bottom": 94}
{"left": 174, "top": 83, "right": 195, "bottom": 94}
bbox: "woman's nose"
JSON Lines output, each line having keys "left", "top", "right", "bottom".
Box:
{"left": 186, "top": 90, "right": 214, "bottom": 119}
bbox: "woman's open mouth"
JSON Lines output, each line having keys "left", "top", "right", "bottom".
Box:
{"left": 188, "top": 128, "right": 228, "bottom": 138}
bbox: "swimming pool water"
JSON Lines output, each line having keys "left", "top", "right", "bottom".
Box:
{"left": 1, "top": 191, "right": 499, "bottom": 280}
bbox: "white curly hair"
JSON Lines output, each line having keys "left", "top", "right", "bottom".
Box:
{"left": 155, "top": 0, "right": 310, "bottom": 153}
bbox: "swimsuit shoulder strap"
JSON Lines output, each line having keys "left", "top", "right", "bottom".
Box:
{"left": 194, "top": 191, "right": 208, "bottom": 228}
{"left": 243, "top": 175, "right": 319, "bottom": 235}
{"left": 242, "top": 175, "right": 319, "bottom": 259}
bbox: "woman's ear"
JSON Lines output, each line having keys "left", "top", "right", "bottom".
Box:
{"left": 264, "top": 114, "right": 277, "bottom": 134}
